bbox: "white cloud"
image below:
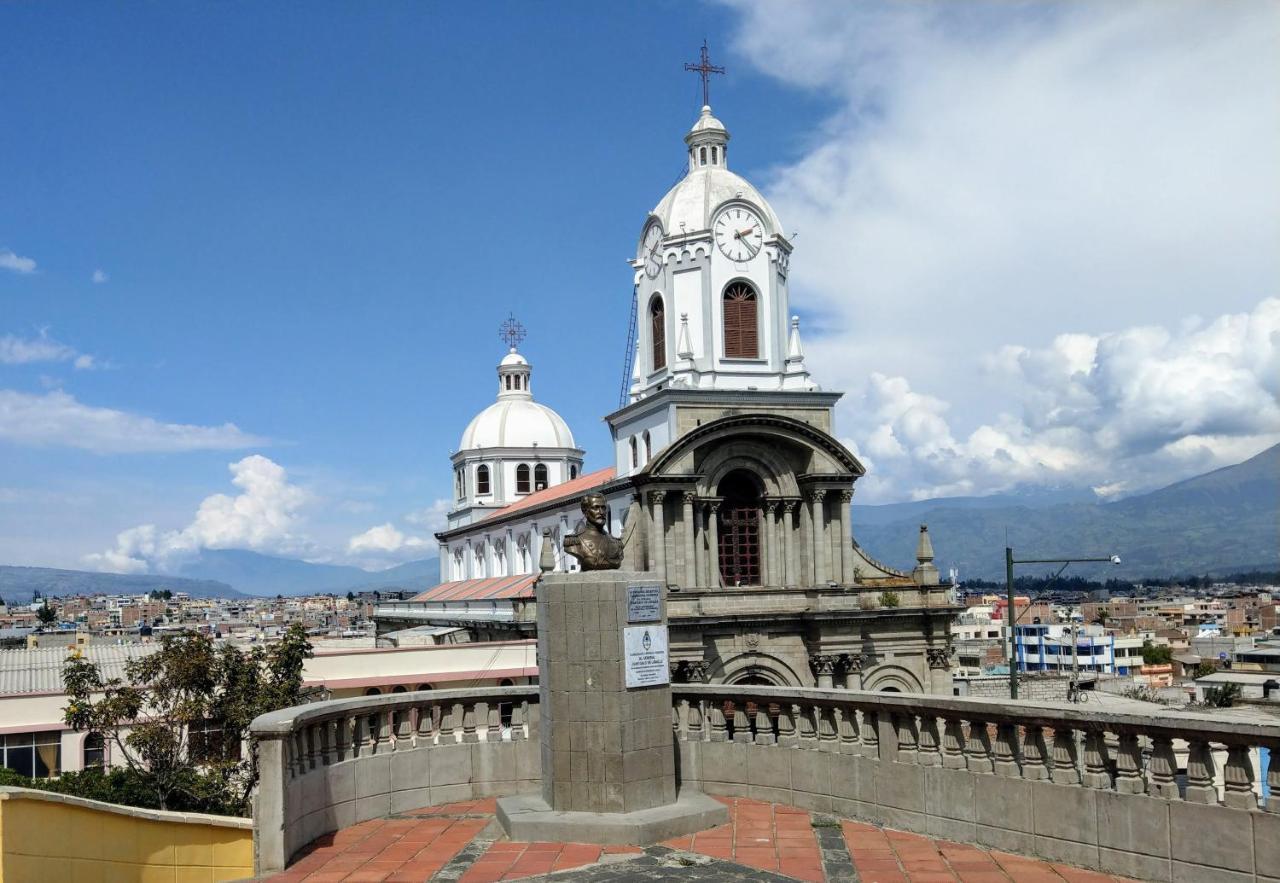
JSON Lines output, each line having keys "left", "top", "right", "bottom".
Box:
{"left": 0, "top": 330, "right": 103, "bottom": 370}
{"left": 346, "top": 498, "right": 451, "bottom": 565}
{"left": 839, "top": 299, "right": 1280, "bottom": 501}
{"left": 0, "top": 389, "right": 266, "bottom": 454}
{"left": 720, "top": 0, "right": 1280, "bottom": 499}
{"left": 92, "top": 269, "right": 108, "bottom": 284}
{"left": 86, "top": 455, "right": 314, "bottom": 573}
{"left": 0, "top": 249, "right": 36, "bottom": 274}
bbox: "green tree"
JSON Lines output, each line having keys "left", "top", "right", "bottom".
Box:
{"left": 36, "top": 600, "right": 57, "bottom": 627}
{"left": 1140, "top": 640, "right": 1172, "bottom": 665}
{"left": 62, "top": 623, "right": 312, "bottom": 813}
{"left": 346, "top": 591, "right": 356, "bottom": 603}
{"left": 1202, "top": 683, "right": 1241, "bottom": 708}
{"left": 1193, "top": 661, "right": 1217, "bottom": 678}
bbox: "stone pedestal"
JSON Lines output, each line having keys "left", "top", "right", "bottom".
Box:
{"left": 497, "top": 570, "right": 727, "bottom": 844}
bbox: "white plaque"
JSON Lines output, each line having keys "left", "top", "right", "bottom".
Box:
{"left": 626, "top": 583, "right": 662, "bottom": 623}
{"left": 623, "top": 625, "right": 669, "bottom": 688}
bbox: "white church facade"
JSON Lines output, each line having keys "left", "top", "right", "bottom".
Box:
{"left": 377, "top": 103, "right": 961, "bottom": 694}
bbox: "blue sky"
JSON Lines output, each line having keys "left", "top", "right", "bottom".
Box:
{"left": 3, "top": 2, "right": 1277, "bottom": 571}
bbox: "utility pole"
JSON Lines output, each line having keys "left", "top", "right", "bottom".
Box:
{"left": 1004, "top": 548, "right": 1121, "bottom": 703}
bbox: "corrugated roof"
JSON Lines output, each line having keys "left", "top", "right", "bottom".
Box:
{"left": 410, "top": 574, "right": 538, "bottom": 603}
{"left": 480, "top": 466, "right": 615, "bottom": 523}
{"left": 0, "top": 644, "right": 160, "bottom": 696}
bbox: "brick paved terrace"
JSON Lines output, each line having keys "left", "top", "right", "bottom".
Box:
{"left": 265, "top": 796, "right": 1139, "bottom": 882}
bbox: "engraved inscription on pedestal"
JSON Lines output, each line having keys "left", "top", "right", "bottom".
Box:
{"left": 623, "top": 625, "right": 669, "bottom": 689}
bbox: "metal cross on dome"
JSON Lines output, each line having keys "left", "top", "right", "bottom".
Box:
{"left": 684, "top": 40, "right": 725, "bottom": 107}
{"left": 498, "top": 313, "right": 527, "bottom": 350}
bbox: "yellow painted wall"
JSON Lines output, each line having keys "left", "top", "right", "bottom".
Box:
{"left": 0, "top": 787, "right": 253, "bottom": 882}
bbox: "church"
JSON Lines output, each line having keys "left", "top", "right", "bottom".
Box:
{"left": 376, "top": 96, "right": 961, "bottom": 694}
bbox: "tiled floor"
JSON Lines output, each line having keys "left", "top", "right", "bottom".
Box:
{"left": 266, "top": 796, "right": 1139, "bottom": 882}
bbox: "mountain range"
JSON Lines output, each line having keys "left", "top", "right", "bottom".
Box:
{"left": 2, "top": 445, "right": 1274, "bottom": 601}
{"left": 852, "top": 443, "right": 1279, "bottom": 582}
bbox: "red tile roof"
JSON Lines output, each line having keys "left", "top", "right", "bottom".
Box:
{"left": 410, "top": 573, "right": 538, "bottom": 603}
{"left": 480, "top": 466, "right": 615, "bottom": 523}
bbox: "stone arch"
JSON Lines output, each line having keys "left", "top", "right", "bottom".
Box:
{"left": 697, "top": 446, "right": 796, "bottom": 499}
{"left": 708, "top": 651, "right": 805, "bottom": 688}
{"left": 644, "top": 414, "right": 864, "bottom": 482}
{"left": 860, "top": 664, "right": 924, "bottom": 694}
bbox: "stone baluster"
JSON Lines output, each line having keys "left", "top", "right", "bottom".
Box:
{"left": 1147, "top": 735, "right": 1178, "bottom": 799}
{"left": 1222, "top": 743, "right": 1258, "bottom": 810}
{"left": 818, "top": 706, "right": 839, "bottom": 753}
{"left": 487, "top": 702, "right": 503, "bottom": 742}
{"left": 687, "top": 699, "right": 704, "bottom": 742}
{"left": 462, "top": 702, "right": 479, "bottom": 743}
{"left": 1021, "top": 726, "right": 1049, "bottom": 781}
{"left": 965, "top": 720, "right": 994, "bottom": 774}
{"left": 941, "top": 717, "right": 966, "bottom": 769}
{"left": 510, "top": 701, "right": 526, "bottom": 741}
{"left": 1081, "top": 730, "right": 1111, "bottom": 789}
{"left": 290, "top": 729, "right": 306, "bottom": 775}
{"left": 674, "top": 699, "right": 688, "bottom": 740}
{"left": 376, "top": 710, "right": 393, "bottom": 755}
{"left": 437, "top": 703, "right": 457, "bottom": 743}
{"left": 733, "top": 703, "right": 752, "bottom": 745}
{"left": 756, "top": 707, "right": 777, "bottom": 746}
{"left": 860, "top": 709, "right": 880, "bottom": 759}
{"left": 837, "top": 708, "right": 860, "bottom": 755}
{"left": 777, "top": 704, "right": 797, "bottom": 748}
{"left": 993, "top": 723, "right": 1020, "bottom": 777}
{"left": 708, "top": 702, "right": 728, "bottom": 743}
{"left": 358, "top": 714, "right": 376, "bottom": 757}
{"left": 416, "top": 704, "right": 436, "bottom": 745}
{"left": 305, "top": 724, "right": 321, "bottom": 769}
{"left": 894, "top": 713, "right": 919, "bottom": 764}
{"left": 1184, "top": 739, "right": 1218, "bottom": 803}
{"left": 394, "top": 709, "right": 413, "bottom": 747}
{"left": 797, "top": 704, "right": 818, "bottom": 749}
{"left": 917, "top": 716, "right": 942, "bottom": 767}
{"left": 1114, "top": 732, "right": 1145, "bottom": 795}
{"left": 323, "top": 719, "right": 338, "bottom": 765}
{"left": 1050, "top": 727, "right": 1081, "bottom": 785}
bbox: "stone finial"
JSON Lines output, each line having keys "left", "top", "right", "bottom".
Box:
{"left": 786, "top": 315, "right": 805, "bottom": 363}
{"left": 916, "top": 523, "right": 935, "bottom": 564}
{"left": 538, "top": 528, "right": 556, "bottom": 573}
{"left": 913, "top": 523, "right": 940, "bottom": 586}
{"left": 676, "top": 313, "right": 694, "bottom": 361}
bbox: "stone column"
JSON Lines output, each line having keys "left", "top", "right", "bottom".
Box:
{"left": 681, "top": 492, "right": 697, "bottom": 590}
{"left": 808, "top": 490, "right": 827, "bottom": 585}
{"left": 762, "top": 500, "right": 777, "bottom": 587}
{"left": 836, "top": 491, "right": 853, "bottom": 585}
{"left": 810, "top": 654, "right": 836, "bottom": 689}
{"left": 782, "top": 501, "right": 798, "bottom": 588}
{"left": 648, "top": 490, "right": 666, "bottom": 579}
{"left": 842, "top": 653, "right": 865, "bottom": 690}
{"left": 705, "top": 501, "right": 720, "bottom": 588}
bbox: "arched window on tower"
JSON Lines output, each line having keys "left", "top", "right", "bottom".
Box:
{"left": 570, "top": 464, "right": 578, "bottom": 480}
{"left": 476, "top": 465, "right": 490, "bottom": 496}
{"left": 650, "top": 296, "right": 666, "bottom": 371}
{"left": 516, "top": 464, "right": 531, "bottom": 495}
{"left": 723, "top": 282, "right": 759, "bottom": 359}
{"left": 630, "top": 437, "right": 638, "bottom": 469}
{"left": 534, "top": 464, "right": 548, "bottom": 491}
{"left": 711, "top": 146, "right": 718, "bottom": 164}
{"left": 700, "top": 146, "right": 707, "bottom": 165}
{"left": 643, "top": 431, "right": 652, "bottom": 463}
{"left": 717, "top": 470, "right": 763, "bottom": 587}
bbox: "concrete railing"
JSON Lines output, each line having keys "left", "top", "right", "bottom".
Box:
{"left": 251, "top": 685, "right": 540, "bottom": 875}
{"left": 673, "top": 685, "right": 1280, "bottom": 882}
{"left": 252, "top": 682, "right": 1280, "bottom": 880}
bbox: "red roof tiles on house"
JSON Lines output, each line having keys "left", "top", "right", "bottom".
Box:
{"left": 410, "top": 573, "right": 538, "bottom": 603}
{"left": 481, "top": 466, "right": 615, "bottom": 522}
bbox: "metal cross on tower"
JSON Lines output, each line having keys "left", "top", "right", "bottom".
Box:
{"left": 498, "top": 313, "right": 527, "bottom": 350}
{"left": 684, "top": 40, "right": 725, "bottom": 107}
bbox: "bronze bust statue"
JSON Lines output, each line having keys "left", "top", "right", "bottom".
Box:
{"left": 563, "top": 492, "right": 625, "bottom": 570}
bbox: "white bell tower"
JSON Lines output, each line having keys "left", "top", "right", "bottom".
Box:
{"left": 628, "top": 103, "right": 814, "bottom": 401}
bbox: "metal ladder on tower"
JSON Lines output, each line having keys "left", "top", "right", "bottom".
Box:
{"left": 618, "top": 287, "right": 638, "bottom": 408}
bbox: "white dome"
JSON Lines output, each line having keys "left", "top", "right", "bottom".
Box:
{"left": 459, "top": 398, "right": 575, "bottom": 451}
{"left": 652, "top": 166, "right": 783, "bottom": 237}
{"left": 500, "top": 350, "right": 528, "bottom": 367}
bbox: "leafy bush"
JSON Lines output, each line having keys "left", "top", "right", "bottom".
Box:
{"left": 0, "top": 766, "right": 244, "bottom": 816}
{"left": 880, "top": 591, "right": 900, "bottom": 608}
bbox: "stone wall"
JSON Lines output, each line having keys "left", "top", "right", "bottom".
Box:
{"left": 954, "top": 674, "right": 1075, "bottom": 701}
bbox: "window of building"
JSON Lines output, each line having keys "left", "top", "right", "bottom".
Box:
{"left": 643, "top": 431, "right": 652, "bottom": 463}
{"left": 516, "top": 464, "right": 531, "bottom": 494}
{"left": 83, "top": 732, "right": 105, "bottom": 770}
{"left": 533, "top": 464, "right": 548, "bottom": 491}
{"left": 417, "top": 683, "right": 433, "bottom": 691}
{"left": 716, "top": 470, "right": 762, "bottom": 587}
{"left": 391, "top": 685, "right": 407, "bottom": 694}
{"left": 570, "top": 464, "right": 578, "bottom": 480}
{"left": 476, "top": 465, "right": 490, "bottom": 495}
{"left": 650, "top": 296, "right": 666, "bottom": 370}
{"left": 190, "top": 719, "right": 240, "bottom": 764}
{"left": 699, "top": 146, "right": 707, "bottom": 165}
{"left": 365, "top": 687, "right": 382, "bottom": 696}
{"left": 711, "top": 146, "right": 718, "bottom": 164}
{"left": 1, "top": 731, "right": 61, "bottom": 779}
{"left": 723, "top": 282, "right": 759, "bottom": 359}
{"left": 630, "top": 437, "right": 638, "bottom": 468}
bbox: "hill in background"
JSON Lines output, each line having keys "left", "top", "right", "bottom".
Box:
{"left": 0, "top": 567, "right": 241, "bottom": 604}
{"left": 852, "top": 443, "right": 1279, "bottom": 582}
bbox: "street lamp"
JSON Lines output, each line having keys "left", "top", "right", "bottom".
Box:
{"left": 1005, "top": 548, "right": 1121, "bottom": 700}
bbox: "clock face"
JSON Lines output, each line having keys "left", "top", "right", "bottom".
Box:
{"left": 642, "top": 223, "right": 664, "bottom": 278}
{"left": 715, "top": 207, "right": 765, "bottom": 261}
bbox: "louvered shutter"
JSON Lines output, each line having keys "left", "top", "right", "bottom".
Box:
{"left": 651, "top": 299, "right": 666, "bottom": 370}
